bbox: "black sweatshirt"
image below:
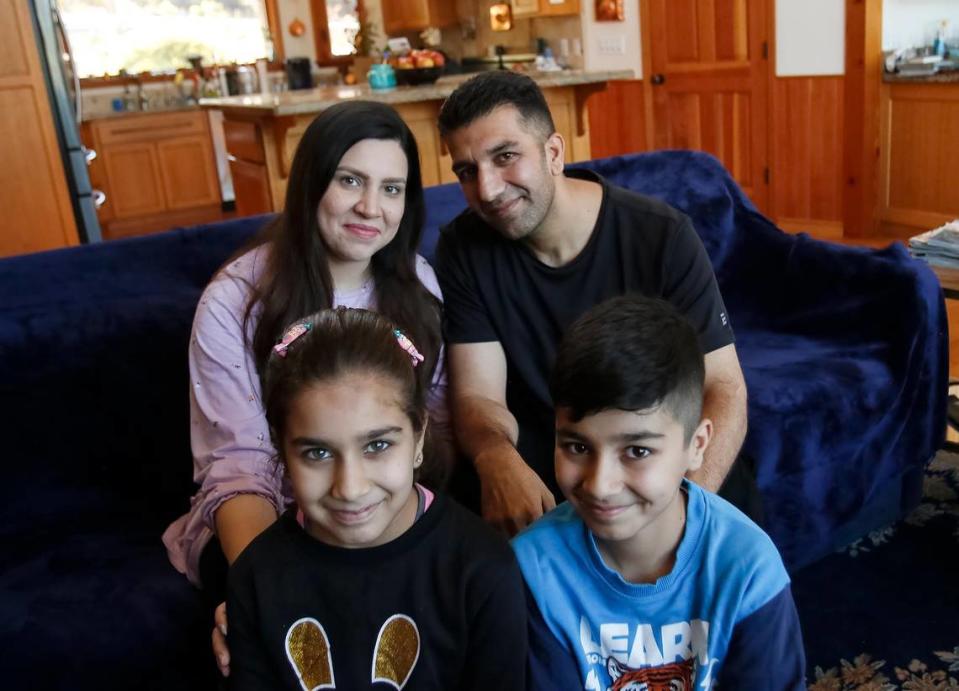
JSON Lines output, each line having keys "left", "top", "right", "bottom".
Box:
{"left": 227, "top": 493, "right": 527, "bottom": 690}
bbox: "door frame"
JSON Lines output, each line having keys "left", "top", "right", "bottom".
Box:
{"left": 842, "top": 0, "right": 882, "bottom": 238}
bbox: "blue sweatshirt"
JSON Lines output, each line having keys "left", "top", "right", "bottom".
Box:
{"left": 512, "top": 480, "right": 805, "bottom": 690}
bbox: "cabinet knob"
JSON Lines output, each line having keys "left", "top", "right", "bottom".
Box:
{"left": 92, "top": 189, "right": 107, "bottom": 209}
{"left": 651, "top": 73, "right": 666, "bottom": 85}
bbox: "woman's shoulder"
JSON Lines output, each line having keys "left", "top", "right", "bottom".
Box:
{"left": 201, "top": 245, "right": 269, "bottom": 305}
{"left": 413, "top": 254, "right": 443, "bottom": 302}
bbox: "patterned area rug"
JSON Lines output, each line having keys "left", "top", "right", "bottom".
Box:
{"left": 792, "top": 451, "right": 959, "bottom": 690}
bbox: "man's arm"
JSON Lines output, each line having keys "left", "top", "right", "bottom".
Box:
{"left": 449, "top": 342, "right": 556, "bottom": 534}
{"left": 689, "top": 343, "right": 748, "bottom": 492}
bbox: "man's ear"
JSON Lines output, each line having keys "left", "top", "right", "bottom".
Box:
{"left": 545, "top": 131, "right": 566, "bottom": 175}
{"left": 686, "top": 418, "right": 712, "bottom": 473}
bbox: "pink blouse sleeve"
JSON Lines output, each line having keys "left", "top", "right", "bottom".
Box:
{"left": 415, "top": 256, "right": 451, "bottom": 438}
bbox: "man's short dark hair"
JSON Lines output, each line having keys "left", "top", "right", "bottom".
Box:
{"left": 550, "top": 295, "right": 705, "bottom": 442}
{"left": 438, "top": 71, "right": 556, "bottom": 139}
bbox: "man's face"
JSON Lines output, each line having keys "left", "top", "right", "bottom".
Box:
{"left": 445, "top": 105, "right": 562, "bottom": 242}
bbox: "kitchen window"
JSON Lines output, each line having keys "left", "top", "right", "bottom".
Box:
{"left": 61, "top": 0, "right": 278, "bottom": 77}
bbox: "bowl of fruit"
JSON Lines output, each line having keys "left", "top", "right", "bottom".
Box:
{"left": 391, "top": 49, "right": 446, "bottom": 86}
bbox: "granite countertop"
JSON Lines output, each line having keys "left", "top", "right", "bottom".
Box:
{"left": 82, "top": 105, "right": 201, "bottom": 122}
{"left": 883, "top": 70, "right": 959, "bottom": 84}
{"left": 199, "top": 69, "right": 635, "bottom": 117}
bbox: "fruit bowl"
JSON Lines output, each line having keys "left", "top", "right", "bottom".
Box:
{"left": 394, "top": 66, "right": 443, "bottom": 86}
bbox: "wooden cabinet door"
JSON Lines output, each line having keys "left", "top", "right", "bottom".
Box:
{"left": 538, "top": 0, "right": 581, "bottom": 17}
{"left": 0, "top": 0, "right": 80, "bottom": 257}
{"left": 427, "top": 0, "right": 458, "bottom": 26}
{"left": 512, "top": 0, "right": 539, "bottom": 18}
{"left": 382, "top": 0, "right": 430, "bottom": 34}
{"left": 646, "top": 0, "right": 769, "bottom": 211}
{"left": 156, "top": 135, "right": 220, "bottom": 210}
{"left": 229, "top": 157, "right": 273, "bottom": 217}
{"left": 101, "top": 142, "right": 166, "bottom": 219}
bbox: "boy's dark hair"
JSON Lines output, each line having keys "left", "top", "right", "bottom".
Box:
{"left": 263, "top": 307, "right": 444, "bottom": 486}
{"left": 550, "top": 295, "right": 705, "bottom": 442}
{"left": 438, "top": 70, "right": 555, "bottom": 139}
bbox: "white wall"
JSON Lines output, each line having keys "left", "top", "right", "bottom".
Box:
{"left": 883, "top": 0, "right": 959, "bottom": 50}
{"left": 580, "top": 0, "right": 643, "bottom": 78}
{"left": 277, "top": 0, "right": 317, "bottom": 63}
{"left": 776, "top": 0, "right": 845, "bottom": 76}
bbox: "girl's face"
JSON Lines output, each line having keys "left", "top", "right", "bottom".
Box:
{"left": 316, "top": 138, "right": 409, "bottom": 269}
{"left": 283, "top": 372, "right": 424, "bottom": 549}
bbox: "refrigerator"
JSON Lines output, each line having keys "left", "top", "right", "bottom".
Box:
{"left": 29, "top": 0, "right": 103, "bottom": 244}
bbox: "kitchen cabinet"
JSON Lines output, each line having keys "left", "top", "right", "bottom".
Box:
{"left": 536, "top": 0, "right": 580, "bottom": 17}
{"left": 0, "top": 0, "right": 80, "bottom": 258}
{"left": 84, "top": 110, "right": 222, "bottom": 239}
{"left": 381, "top": 0, "right": 458, "bottom": 35}
{"left": 511, "top": 0, "right": 580, "bottom": 18}
{"left": 878, "top": 79, "right": 959, "bottom": 236}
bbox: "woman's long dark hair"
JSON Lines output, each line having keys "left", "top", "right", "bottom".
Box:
{"left": 242, "top": 101, "right": 441, "bottom": 395}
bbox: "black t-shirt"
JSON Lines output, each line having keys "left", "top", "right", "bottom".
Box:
{"left": 435, "top": 169, "right": 734, "bottom": 495}
{"left": 227, "top": 494, "right": 527, "bottom": 690}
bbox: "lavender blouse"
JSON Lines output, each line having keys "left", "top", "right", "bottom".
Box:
{"left": 162, "top": 246, "right": 449, "bottom": 585}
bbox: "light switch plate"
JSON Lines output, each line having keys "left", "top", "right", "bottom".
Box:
{"left": 598, "top": 36, "right": 626, "bottom": 55}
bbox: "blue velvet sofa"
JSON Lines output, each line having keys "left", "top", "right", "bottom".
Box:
{"left": 0, "top": 151, "right": 946, "bottom": 688}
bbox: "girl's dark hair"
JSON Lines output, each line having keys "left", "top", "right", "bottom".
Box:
{"left": 550, "top": 295, "right": 705, "bottom": 442}
{"left": 263, "top": 308, "right": 441, "bottom": 482}
{"left": 241, "top": 100, "right": 441, "bottom": 388}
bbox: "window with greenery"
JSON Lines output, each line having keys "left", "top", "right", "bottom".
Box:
{"left": 324, "top": 0, "right": 360, "bottom": 57}
{"left": 61, "top": 0, "right": 275, "bottom": 78}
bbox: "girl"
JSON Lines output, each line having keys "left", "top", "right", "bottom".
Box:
{"left": 227, "top": 308, "right": 527, "bottom": 690}
{"left": 162, "top": 101, "right": 449, "bottom": 602}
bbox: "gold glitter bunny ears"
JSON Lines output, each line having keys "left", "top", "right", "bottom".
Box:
{"left": 285, "top": 615, "right": 420, "bottom": 690}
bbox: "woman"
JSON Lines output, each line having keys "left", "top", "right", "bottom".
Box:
{"left": 162, "top": 100, "right": 449, "bottom": 600}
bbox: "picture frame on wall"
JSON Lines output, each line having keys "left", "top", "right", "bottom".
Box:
{"left": 596, "top": 0, "right": 624, "bottom": 22}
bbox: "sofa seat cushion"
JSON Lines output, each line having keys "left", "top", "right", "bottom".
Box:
{"left": 1, "top": 523, "right": 213, "bottom": 690}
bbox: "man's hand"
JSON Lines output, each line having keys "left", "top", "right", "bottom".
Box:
{"left": 475, "top": 445, "right": 556, "bottom": 535}
{"left": 212, "top": 601, "right": 230, "bottom": 677}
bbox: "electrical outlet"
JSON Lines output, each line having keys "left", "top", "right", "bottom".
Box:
{"left": 597, "top": 36, "right": 626, "bottom": 56}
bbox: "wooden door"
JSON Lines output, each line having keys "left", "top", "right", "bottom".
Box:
{"left": 101, "top": 143, "right": 166, "bottom": 218}
{"left": 382, "top": 0, "right": 430, "bottom": 35}
{"left": 0, "top": 0, "right": 80, "bottom": 258}
{"left": 156, "top": 136, "right": 220, "bottom": 210}
{"left": 645, "top": 0, "right": 769, "bottom": 211}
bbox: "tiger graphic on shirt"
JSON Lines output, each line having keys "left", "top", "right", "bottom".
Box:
{"left": 607, "top": 656, "right": 696, "bottom": 691}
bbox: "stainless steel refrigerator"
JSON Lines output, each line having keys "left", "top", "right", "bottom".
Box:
{"left": 29, "top": 0, "right": 103, "bottom": 244}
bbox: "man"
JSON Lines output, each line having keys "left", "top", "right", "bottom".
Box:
{"left": 435, "top": 71, "right": 756, "bottom": 535}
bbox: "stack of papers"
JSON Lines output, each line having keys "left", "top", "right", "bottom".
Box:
{"left": 909, "top": 220, "right": 959, "bottom": 267}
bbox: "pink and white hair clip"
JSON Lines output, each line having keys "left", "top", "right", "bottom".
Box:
{"left": 393, "top": 329, "right": 425, "bottom": 367}
{"left": 273, "top": 321, "right": 312, "bottom": 358}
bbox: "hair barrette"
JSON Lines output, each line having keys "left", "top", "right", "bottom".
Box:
{"left": 394, "top": 329, "right": 425, "bottom": 367}
{"left": 273, "top": 321, "right": 312, "bottom": 358}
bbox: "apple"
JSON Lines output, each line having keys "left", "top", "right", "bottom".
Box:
{"left": 414, "top": 56, "right": 435, "bottom": 68}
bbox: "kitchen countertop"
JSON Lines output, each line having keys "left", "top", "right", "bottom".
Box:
{"left": 82, "top": 105, "right": 201, "bottom": 122}
{"left": 199, "top": 69, "right": 635, "bottom": 117}
{"left": 883, "top": 70, "right": 959, "bottom": 84}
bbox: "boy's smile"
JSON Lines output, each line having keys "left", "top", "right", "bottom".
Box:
{"left": 554, "top": 405, "right": 711, "bottom": 582}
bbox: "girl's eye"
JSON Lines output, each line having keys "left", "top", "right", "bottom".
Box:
{"left": 625, "top": 446, "right": 651, "bottom": 460}
{"left": 384, "top": 184, "right": 403, "bottom": 196}
{"left": 304, "top": 447, "right": 332, "bottom": 461}
{"left": 340, "top": 175, "right": 360, "bottom": 187}
{"left": 364, "top": 439, "right": 392, "bottom": 454}
{"left": 563, "top": 442, "right": 589, "bottom": 456}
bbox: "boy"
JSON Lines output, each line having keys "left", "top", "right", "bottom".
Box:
{"left": 511, "top": 295, "right": 805, "bottom": 690}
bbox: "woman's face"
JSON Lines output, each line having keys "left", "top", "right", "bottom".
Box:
{"left": 316, "top": 138, "right": 409, "bottom": 270}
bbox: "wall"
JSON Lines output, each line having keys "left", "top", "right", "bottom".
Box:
{"left": 580, "top": 0, "right": 642, "bottom": 76}
{"left": 775, "top": 0, "right": 844, "bottom": 76}
{"left": 276, "top": 0, "right": 318, "bottom": 63}
{"left": 883, "top": 0, "right": 959, "bottom": 50}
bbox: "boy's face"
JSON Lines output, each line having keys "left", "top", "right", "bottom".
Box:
{"left": 554, "top": 405, "right": 710, "bottom": 547}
